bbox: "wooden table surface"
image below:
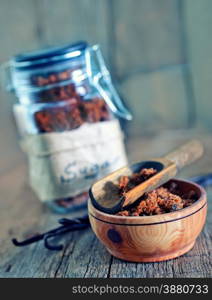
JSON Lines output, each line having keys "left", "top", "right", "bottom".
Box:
{"left": 0, "top": 130, "right": 211, "bottom": 278}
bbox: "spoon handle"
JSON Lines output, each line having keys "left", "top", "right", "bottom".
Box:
{"left": 164, "top": 139, "right": 203, "bottom": 170}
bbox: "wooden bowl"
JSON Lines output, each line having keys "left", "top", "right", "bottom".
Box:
{"left": 88, "top": 179, "right": 207, "bottom": 262}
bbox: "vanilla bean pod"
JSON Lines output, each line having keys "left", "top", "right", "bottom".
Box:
{"left": 12, "top": 215, "right": 90, "bottom": 251}
{"left": 11, "top": 174, "right": 212, "bottom": 251}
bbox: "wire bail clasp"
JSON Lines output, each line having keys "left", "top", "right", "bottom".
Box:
{"left": 85, "top": 45, "right": 132, "bottom": 121}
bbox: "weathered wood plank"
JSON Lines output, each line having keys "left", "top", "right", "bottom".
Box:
{"left": 1, "top": 226, "right": 211, "bottom": 278}
{"left": 0, "top": 0, "right": 41, "bottom": 173}
{"left": 0, "top": 163, "right": 111, "bottom": 278}
{"left": 121, "top": 66, "right": 189, "bottom": 136}
{"left": 109, "top": 228, "right": 212, "bottom": 278}
{"left": 0, "top": 133, "right": 211, "bottom": 278}
{"left": 0, "top": 164, "right": 44, "bottom": 257}
{"left": 0, "top": 111, "right": 25, "bottom": 174}
{"left": 184, "top": 0, "right": 212, "bottom": 130}
{"left": 127, "top": 129, "right": 212, "bottom": 178}
{"left": 39, "top": 0, "right": 110, "bottom": 62}
{"left": 0, "top": 228, "right": 110, "bottom": 278}
{"left": 0, "top": 0, "right": 111, "bottom": 174}
{"left": 0, "top": 0, "right": 40, "bottom": 61}
{"left": 113, "top": 0, "right": 185, "bottom": 79}
{"left": 54, "top": 230, "right": 111, "bottom": 278}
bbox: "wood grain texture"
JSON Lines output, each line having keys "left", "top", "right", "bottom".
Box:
{"left": 121, "top": 66, "right": 189, "bottom": 135}
{"left": 122, "top": 138, "right": 204, "bottom": 206}
{"left": 184, "top": 0, "right": 212, "bottom": 130}
{"left": 89, "top": 179, "right": 207, "bottom": 262}
{"left": 0, "top": 0, "right": 40, "bottom": 173}
{"left": 0, "top": 0, "right": 111, "bottom": 174}
{"left": 40, "top": 0, "right": 110, "bottom": 62}
{"left": 1, "top": 0, "right": 212, "bottom": 176}
{"left": 0, "top": 133, "right": 211, "bottom": 277}
{"left": 2, "top": 0, "right": 212, "bottom": 177}
{"left": 122, "top": 160, "right": 176, "bottom": 207}
{"left": 0, "top": 227, "right": 211, "bottom": 278}
{"left": 164, "top": 139, "right": 204, "bottom": 170}
{"left": 112, "top": 0, "right": 185, "bottom": 79}
{"left": 0, "top": 0, "right": 210, "bottom": 277}
{"left": 109, "top": 227, "right": 212, "bottom": 278}
{"left": 0, "top": 0, "right": 40, "bottom": 61}
{"left": 91, "top": 158, "right": 176, "bottom": 211}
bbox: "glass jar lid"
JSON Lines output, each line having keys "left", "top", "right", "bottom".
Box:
{"left": 10, "top": 41, "right": 87, "bottom": 70}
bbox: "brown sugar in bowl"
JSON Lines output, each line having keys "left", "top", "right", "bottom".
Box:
{"left": 88, "top": 179, "right": 207, "bottom": 262}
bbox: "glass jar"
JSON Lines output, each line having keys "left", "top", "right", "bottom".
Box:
{"left": 3, "top": 41, "right": 132, "bottom": 213}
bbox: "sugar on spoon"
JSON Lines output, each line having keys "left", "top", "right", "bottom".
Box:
{"left": 89, "top": 140, "right": 204, "bottom": 214}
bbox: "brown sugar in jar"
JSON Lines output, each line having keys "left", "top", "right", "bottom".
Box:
{"left": 8, "top": 41, "right": 132, "bottom": 213}
{"left": 34, "top": 97, "right": 111, "bottom": 134}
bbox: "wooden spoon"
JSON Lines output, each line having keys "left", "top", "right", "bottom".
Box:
{"left": 89, "top": 140, "right": 204, "bottom": 214}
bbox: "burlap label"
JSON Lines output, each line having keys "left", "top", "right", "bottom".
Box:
{"left": 21, "top": 119, "right": 127, "bottom": 202}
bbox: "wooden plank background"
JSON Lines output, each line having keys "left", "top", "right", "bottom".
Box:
{"left": 0, "top": 0, "right": 211, "bottom": 172}
{"left": 0, "top": 0, "right": 211, "bottom": 278}
{"left": 0, "top": 131, "right": 211, "bottom": 278}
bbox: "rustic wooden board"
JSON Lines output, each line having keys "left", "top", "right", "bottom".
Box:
{"left": 113, "top": 0, "right": 185, "bottom": 79}
{"left": 109, "top": 228, "right": 212, "bottom": 278}
{"left": 39, "top": 0, "right": 110, "bottom": 62}
{"left": 0, "top": 104, "right": 25, "bottom": 174}
{"left": 0, "top": 0, "right": 111, "bottom": 174}
{"left": 121, "top": 66, "right": 189, "bottom": 135}
{"left": 0, "top": 0, "right": 211, "bottom": 278}
{"left": 0, "top": 0, "right": 40, "bottom": 61}
{"left": 1, "top": 0, "right": 212, "bottom": 176}
{"left": 0, "top": 0, "right": 41, "bottom": 173}
{"left": 1, "top": 226, "right": 211, "bottom": 278}
{"left": 184, "top": 0, "right": 212, "bottom": 130}
{"left": 0, "top": 133, "right": 211, "bottom": 278}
